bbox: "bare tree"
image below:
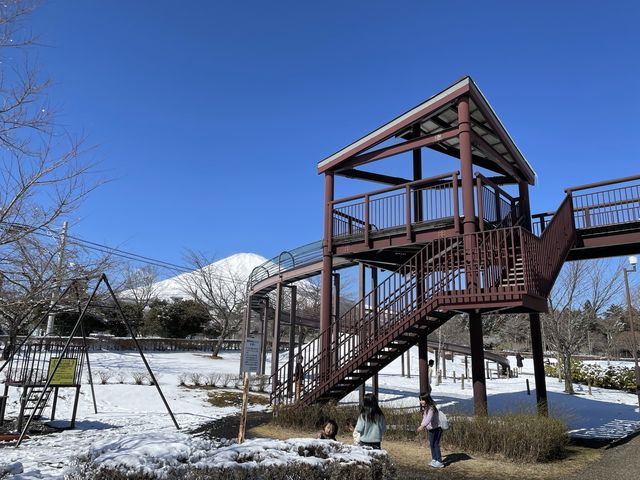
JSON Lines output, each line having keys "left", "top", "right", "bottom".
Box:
{"left": 0, "top": 0, "right": 96, "bottom": 248}
{"left": 597, "top": 304, "right": 626, "bottom": 363}
{"left": 544, "top": 259, "right": 623, "bottom": 393}
{"left": 179, "top": 251, "right": 247, "bottom": 357}
{"left": 117, "top": 265, "right": 159, "bottom": 334}
{"left": 0, "top": 231, "right": 110, "bottom": 358}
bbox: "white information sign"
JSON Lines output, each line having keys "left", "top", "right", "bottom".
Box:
{"left": 241, "top": 335, "right": 261, "bottom": 373}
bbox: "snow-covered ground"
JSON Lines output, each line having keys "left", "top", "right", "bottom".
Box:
{"left": 1, "top": 349, "right": 639, "bottom": 478}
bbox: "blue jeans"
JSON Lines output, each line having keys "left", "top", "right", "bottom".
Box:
{"left": 428, "top": 427, "right": 443, "bottom": 463}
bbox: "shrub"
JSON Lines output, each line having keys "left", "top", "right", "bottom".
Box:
{"left": 544, "top": 360, "right": 636, "bottom": 391}
{"left": 115, "top": 371, "right": 127, "bottom": 384}
{"left": 274, "top": 404, "right": 567, "bottom": 463}
{"left": 250, "top": 375, "right": 270, "bottom": 392}
{"left": 444, "top": 413, "right": 567, "bottom": 462}
{"left": 95, "top": 370, "right": 113, "bottom": 385}
{"left": 131, "top": 371, "right": 147, "bottom": 385}
{"left": 221, "top": 373, "right": 235, "bottom": 388}
{"left": 146, "top": 373, "right": 160, "bottom": 386}
{"left": 205, "top": 373, "right": 220, "bottom": 387}
{"left": 177, "top": 373, "right": 187, "bottom": 386}
{"left": 189, "top": 373, "right": 203, "bottom": 386}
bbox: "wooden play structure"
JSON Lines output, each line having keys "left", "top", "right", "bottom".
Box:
{"left": 241, "top": 76, "right": 640, "bottom": 416}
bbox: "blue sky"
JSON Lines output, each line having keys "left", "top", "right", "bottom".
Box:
{"left": 30, "top": 1, "right": 639, "bottom": 274}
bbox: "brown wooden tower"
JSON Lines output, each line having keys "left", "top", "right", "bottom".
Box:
{"left": 243, "top": 76, "right": 640, "bottom": 416}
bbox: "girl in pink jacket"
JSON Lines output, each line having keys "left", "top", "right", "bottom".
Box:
{"left": 416, "top": 393, "right": 444, "bottom": 468}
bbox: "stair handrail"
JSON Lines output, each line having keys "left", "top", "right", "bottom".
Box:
{"left": 521, "top": 194, "right": 577, "bottom": 297}
{"left": 270, "top": 234, "right": 466, "bottom": 405}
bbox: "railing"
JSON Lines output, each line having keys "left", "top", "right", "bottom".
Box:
{"left": 331, "top": 171, "right": 460, "bottom": 242}
{"left": 571, "top": 183, "right": 640, "bottom": 229}
{"left": 532, "top": 177, "right": 640, "bottom": 235}
{"left": 0, "top": 335, "right": 245, "bottom": 353}
{"left": 521, "top": 195, "right": 577, "bottom": 297}
{"left": 475, "top": 173, "right": 522, "bottom": 230}
{"left": 247, "top": 240, "right": 323, "bottom": 290}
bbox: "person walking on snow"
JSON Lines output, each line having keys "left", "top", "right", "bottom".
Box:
{"left": 416, "top": 392, "right": 444, "bottom": 468}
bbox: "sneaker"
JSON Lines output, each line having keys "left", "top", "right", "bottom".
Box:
{"left": 431, "top": 460, "right": 445, "bottom": 468}
{"left": 429, "top": 460, "right": 437, "bottom": 467}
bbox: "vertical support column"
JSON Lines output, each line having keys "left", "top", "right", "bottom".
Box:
{"left": 239, "top": 295, "right": 251, "bottom": 376}
{"left": 270, "top": 283, "right": 283, "bottom": 380}
{"left": 419, "top": 335, "right": 430, "bottom": 394}
{"left": 518, "top": 181, "right": 532, "bottom": 230}
{"left": 371, "top": 267, "right": 379, "bottom": 397}
{"left": 320, "top": 173, "right": 335, "bottom": 381}
{"left": 458, "top": 96, "right": 478, "bottom": 296}
{"left": 287, "top": 286, "right": 297, "bottom": 395}
{"left": 260, "top": 298, "right": 269, "bottom": 376}
{"left": 359, "top": 263, "right": 366, "bottom": 405}
{"left": 469, "top": 312, "right": 488, "bottom": 416}
{"left": 458, "top": 97, "right": 476, "bottom": 236}
{"left": 441, "top": 346, "right": 447, "bottom": 378}
{"left": 413, "top": 123, "right": 423, "bottom": 223}
{"left": 529, "top": 313, "right": 548, "bottom": 416}
{"left": 332, "top": 274, "right": 341, "bottom": 368}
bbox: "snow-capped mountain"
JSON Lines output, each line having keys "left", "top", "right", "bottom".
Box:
{"left": 145, "top": 252, "right": 267, "bottom": 300}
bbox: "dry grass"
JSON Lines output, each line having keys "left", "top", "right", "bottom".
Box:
{"left": 248, "top": 423, "right": 601, "bottom": 480}
{"left": 206, "top": 390, "right": 270, "bottom": 407}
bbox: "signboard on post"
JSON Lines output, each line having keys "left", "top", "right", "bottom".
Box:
{"left": 48, "top": 357, "right": 77, "bottom": 385}
{"left": 241, "top": 335, "right": 261, "bottom": 373}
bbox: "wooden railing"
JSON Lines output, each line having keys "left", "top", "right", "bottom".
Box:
{"left": 532, "top": 178, "right": 640, "bottom": 235}
{"left": 0, "top": 335, "right": 245, "bottom": 353}
{"left": 475, "top": 173, "right": 521, "bottom": 231}
{"left": 571, "top": 184, "right": 640, "bottom": 229}
{"left": 331, "top": 171, "right": 461, "bottom": 241}
{"left": 521, "top": 195, "right": 577, "bottom": 297}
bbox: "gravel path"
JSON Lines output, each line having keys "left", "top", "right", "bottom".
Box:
{"left": 564, "top": 434, "right": 640, "bottom": 480}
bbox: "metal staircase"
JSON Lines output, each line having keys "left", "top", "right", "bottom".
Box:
{"left": 270, "top": 193, "right": 578, "bottom": 407}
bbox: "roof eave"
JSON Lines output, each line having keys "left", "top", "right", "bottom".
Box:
{"left": 317, "top": 76, "right": 471, "bottom": 174}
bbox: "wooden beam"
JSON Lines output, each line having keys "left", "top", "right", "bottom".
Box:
{"left": 339, "top": 127, "right": 460, "bottom": 171}
{"left": 337, "top": 169, "right": 410, "bottom": 186}
{"left": 471, "top": 132, "right": 519, "bottom": 179}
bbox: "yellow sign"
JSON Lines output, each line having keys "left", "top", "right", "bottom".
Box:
{"left": 47, "top": 357, "right": 77, "bottom": 385}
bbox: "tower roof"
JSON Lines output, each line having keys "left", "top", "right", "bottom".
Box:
{"left": 317, "top": 76, "right": 536, "bottom": 185}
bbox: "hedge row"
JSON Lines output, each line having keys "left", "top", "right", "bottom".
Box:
{"left": 544, "top": 360, "right": 636, "bottom": 391}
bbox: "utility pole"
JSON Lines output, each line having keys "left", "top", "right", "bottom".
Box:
{"left": 46, "top": 221, "right": 69, "bottom": 335}
{"left": 623, "top": 256, "right": 639, "bottom": 407}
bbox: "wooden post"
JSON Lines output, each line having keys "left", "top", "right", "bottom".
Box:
{"left": 441, "top": 348, "right": 446, "bottom": 379}
{"left": 453, "top": 371, "right": 456, "bottom": 383}
{"left": 526, "top": 378, "right": 531, "bottom": 396}
{"left": 465, "top": 356, "right": 469, "bottom": 378}
{"left": 407, "top": 347, "right": 411, "bottom": 378}
{"left": 461, "top": 375, "right": 465, "bottom": 389}
{"left": 238, "top": 373, "right": 250, "bottom": 443}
